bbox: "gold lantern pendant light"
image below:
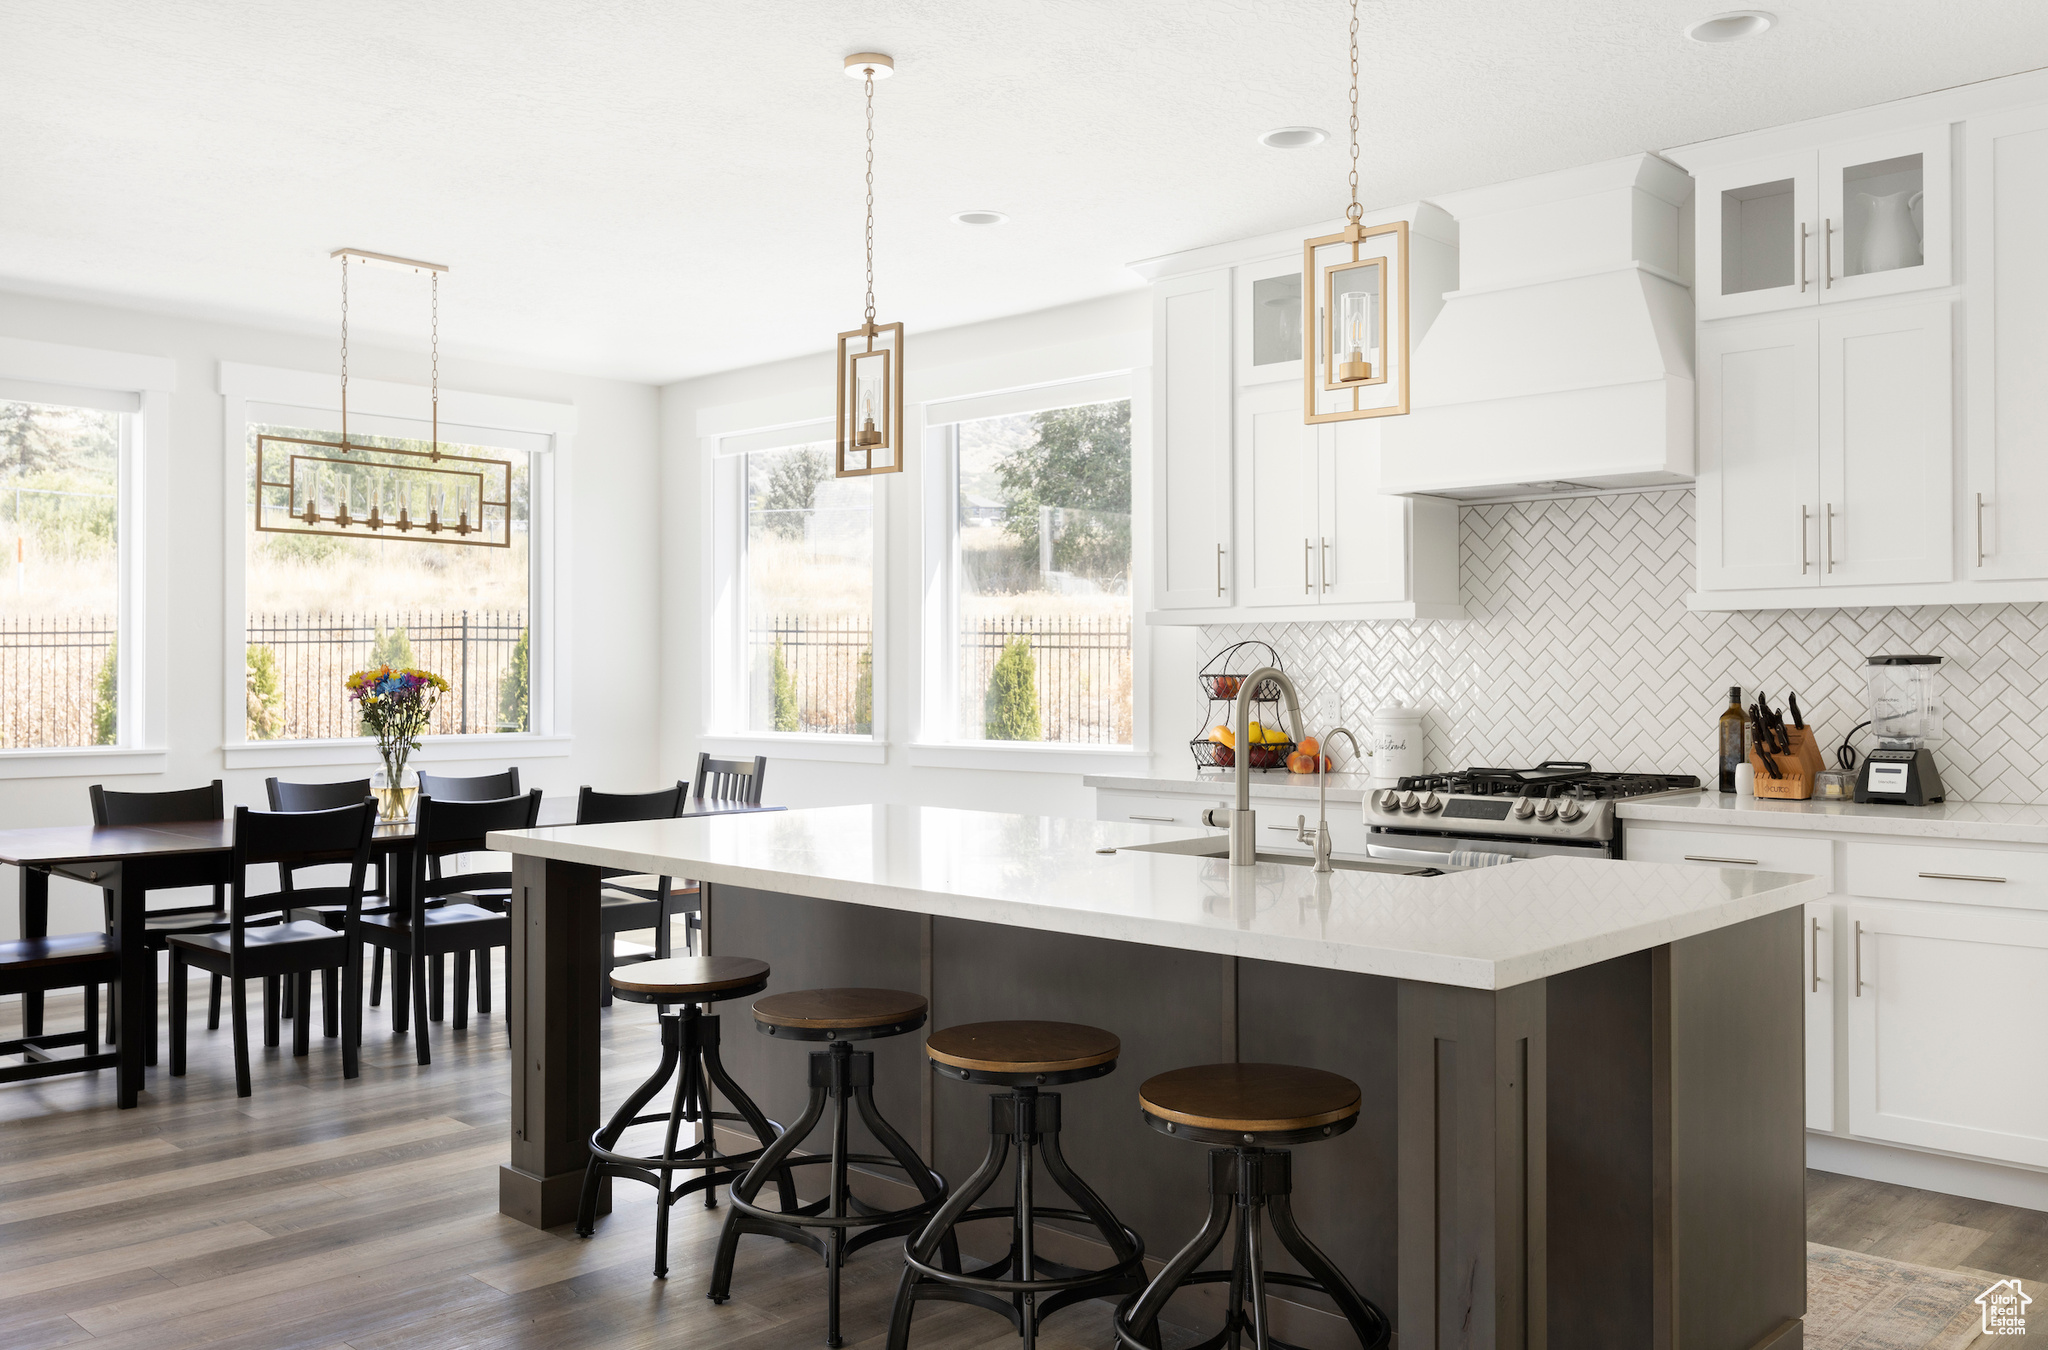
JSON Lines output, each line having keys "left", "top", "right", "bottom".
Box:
{"left": 835, "top": 53, "right": 905, "bottom": 477}
{"left": 1303, "top": 0, "right": 1411, "bottom": 424}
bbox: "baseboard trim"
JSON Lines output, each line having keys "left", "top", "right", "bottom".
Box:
{"left": 1808, "top": 1132, "right": 2048, "bottom": 1212}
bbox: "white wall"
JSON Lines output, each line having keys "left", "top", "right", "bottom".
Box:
{"left": 658, "top": 290, "right": 1192, "bottom": 817}
{"left": 0, "top": 289, "right": 663, "bottom": 937}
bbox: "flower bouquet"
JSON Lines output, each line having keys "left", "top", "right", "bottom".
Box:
{"left": 347, "top": 664, "right": 450, "bottom": 821}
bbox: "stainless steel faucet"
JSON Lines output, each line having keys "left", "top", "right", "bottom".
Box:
{"left": 1311, "top": 727, "right": 1361, "bottom": 873}
{"left": 1206, "top": 666, "right": 1305, "bottom": 868}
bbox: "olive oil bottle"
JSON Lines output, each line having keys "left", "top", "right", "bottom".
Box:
{"left": 1718, "top": 685, "right": 1746, "bottom": 793}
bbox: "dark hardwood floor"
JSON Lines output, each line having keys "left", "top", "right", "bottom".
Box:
{"left": 2, "top": 945, "right": 2042, "bottom": 1349}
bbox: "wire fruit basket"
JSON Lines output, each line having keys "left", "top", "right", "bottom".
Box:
{"left": 1191, "top": 640, "right": 1296, "bottom": 770}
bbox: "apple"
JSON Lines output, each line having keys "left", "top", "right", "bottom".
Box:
{"left": 1248, "top": 746, "right": 1281, "bottom": 769}
{"left": 1211, "top": 745, "right": 1234, "bottom": 768}
{"left": 1214, "top": 675, "right": 1241, "bottom": 699}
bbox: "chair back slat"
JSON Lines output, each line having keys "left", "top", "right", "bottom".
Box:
{"left": 575, "top": 782, "right": 688, "bottom": 825}
{"left": 412, "top": 791, "right": 543, "bottom": 911}
{"left": 417, "top": 768, "right": 521, "bottom": 802}
{"left": 90, "top": 779, "right": 224, "bottom": 827}
{"left": 266, "top": 777, "right": 373, "bottom": 812}
{"left": 229, "top": 802, "right": 375, "bottom": 938}
{"left": 692, "top": 753, "right": 766, "bottom": 806}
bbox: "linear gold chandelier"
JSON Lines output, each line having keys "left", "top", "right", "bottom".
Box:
{"left": 1302, "top": 0, "right": 1411, "bottom": 424}
{"left": 834, "top": 52, "right": 905, "bottom": 478}
{"left": 252, "top": 249, "right": 513, "bottom": 549}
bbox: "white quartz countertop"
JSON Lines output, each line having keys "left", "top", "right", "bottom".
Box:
{"left": 1084, "top": 768, "right": 1379, "bottom": 803}
{"left": 1618, "top": 789, "right": 2048, "bottom": 846}
{"left": 491, "top": 805, "right": 1823, "bottom": 991}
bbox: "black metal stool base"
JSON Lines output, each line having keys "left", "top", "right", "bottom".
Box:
{"left": 708, "top": 1040, "right": 951, "bottom": 1349}
{"left": 574, "top": 1003, "right": 789, "bottom": 1279}
{"left": 889, "top": 1086, "right": 1145, "bottom": 1350}
{"left": 1113, "top": 1147, "right": 1390, "bottom": 1350}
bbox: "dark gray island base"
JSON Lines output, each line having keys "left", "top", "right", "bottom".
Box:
{"left": 498, "top": 860, "right": 1805, "bottom": 1350}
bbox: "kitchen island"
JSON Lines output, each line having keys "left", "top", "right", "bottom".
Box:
{"left": 490, "top": 805, "right": 1825, "bottom": 1350}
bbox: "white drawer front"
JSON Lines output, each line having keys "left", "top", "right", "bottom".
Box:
{"left": 1622, "top": 825, "right": 1834, "bottom": 887}
{"left": 1845, "top": 841, "right": 2048, "bottom": 911}
{"left": 1095, "top": 792, "right": 1223, "bottom": 829}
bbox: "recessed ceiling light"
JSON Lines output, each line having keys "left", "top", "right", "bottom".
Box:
{"left": 951, "top": 210, "right": 1008, "bottom": 226}
{"left": 1259, "top": 126, "right": 1328, "bottom": 150}
{"left": 1684, "top": 10, "right": 1775, "bottom": 42}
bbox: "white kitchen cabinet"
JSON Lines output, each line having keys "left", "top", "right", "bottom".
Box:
{"left": 1235, "top": 252, "right": 1305, "bottom": 388}
{"left": 1845, "top": 899, "right": 2048, "bottom": 1167}
{"left": 1819, "top": 300, "right": 1954, "bottom": 585}
{"left": 1234, "top": 382, "right": 1318, "bottom": 607}
{"left": 1152, "top": 270, "right": 1234, "bottom": 610}
{"left": 1695, "top": 123, "right": 1952, "bottom": 321}
{"left": 1694, "top": 300, "right": 1953, "bottom": 597}
{"left": 1966, "top": 102, "right": 2048, "bottom": 581}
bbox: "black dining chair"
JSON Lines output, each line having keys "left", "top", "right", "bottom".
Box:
{"left": 88, "top": 779, "right": 230, "bottom": 1064}
{"left": 1, "top": 931, "right": 120, "bottom": 1090}
{"left": 167, "top": 801, "right": 376, "bottom": 1097}
{"left": 358, "top": 790, "right": 540, "bottom": 1065}
{"left": 692, "top": 753, "right": 767, "bottom": 806}
{"left": 575, "top": 782, "right": 695, "bottom": 1004}
{"left": 265, "top": 777, "right": 389, "bottom": 1035}
{"left": 413, "top": 768, "right": 521, "bottom": 1017}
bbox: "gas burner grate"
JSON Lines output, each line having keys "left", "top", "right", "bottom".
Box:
{"left": 1396, "top": 763, "right": 1701, "bottom": 799}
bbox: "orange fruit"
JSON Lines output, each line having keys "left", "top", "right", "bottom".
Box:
{"left": 1298, "top": 736, "right": 1321, "bottom": 757}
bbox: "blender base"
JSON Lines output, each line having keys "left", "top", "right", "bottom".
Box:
{"left": 1854, "top": 747, "right": 1946, "bottom": 806}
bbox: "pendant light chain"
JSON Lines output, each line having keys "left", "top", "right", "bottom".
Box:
{"left": 864, "top": 68, "right": 877, "bottom": 328}
{"left": 339, "top": 252, "right": 352, "bottom": 446}
{"left": 1346, "top": 0, "right": 1362, "bottom": 223}
{"left": 430, "top": 270, "right": 440, "bottom": 458}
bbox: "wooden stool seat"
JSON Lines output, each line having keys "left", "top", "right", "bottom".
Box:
{"left": 1139, "top": 1063, "right": 1360, "bottom": 1134}
{"left": 608, "top": 955, "right": 769, "bottom": 1000}
{"left": 753, "top": 986, "right": 927, "bottom": 1031}
{"left": 925, "top": 1020, "right": 1120, "bottom": 1076}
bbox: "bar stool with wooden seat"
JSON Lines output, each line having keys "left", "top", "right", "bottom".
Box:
{"left": 887, "top": 1021, "right": 1146, "bottom": 1350}
{"left": 709, "top": 988, "right": 952, "bottom": 1349}
{"left": 1112, "top": 1063, "right": 1391, "bottom": 1350}
{"left": 575, "top": 956, "right": 791, "bottom": 1280}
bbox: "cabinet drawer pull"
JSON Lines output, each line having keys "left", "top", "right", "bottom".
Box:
{"left": 1810, "top": 915, "right": 1821, "bottom": 993}
{"left": 1916, "top": 871, "right": 2007, "bottom": 884}
{"left": 1128, "top": 814, "right": 1177, "bottom": 823}
{"left": 1853, "top": 919, "right": 1863, "bottom": 997}
{"left": 1683, "top": 854, "right": 1758, "bottom": 865}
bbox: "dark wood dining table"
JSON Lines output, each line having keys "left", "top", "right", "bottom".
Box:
{"left": 1, "top": 797, "right": 782, "bottom": 1109}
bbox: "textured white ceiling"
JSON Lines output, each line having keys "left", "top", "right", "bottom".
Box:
{"left": 5, "top": 1, "right": 2047, "bottom": 384}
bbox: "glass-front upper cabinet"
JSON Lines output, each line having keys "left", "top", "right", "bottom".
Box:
{"left": 1234, "top": 253, "right": 1305, "bottom": 386}
{"left": 1696, "top": 123, "right": 1952, "bottom": 320}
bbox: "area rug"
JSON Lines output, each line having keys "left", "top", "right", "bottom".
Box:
{"left": 1808, "top": 1242, "right": 2013, "bottom": 1349}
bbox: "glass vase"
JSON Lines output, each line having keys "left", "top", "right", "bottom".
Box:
{"left": 372, "top": 749, "right": 418, "bottom": 823}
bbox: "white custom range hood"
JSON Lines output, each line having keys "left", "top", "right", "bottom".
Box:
{"left": 1381, "top": 153, "right": 1695, "bottom": 499}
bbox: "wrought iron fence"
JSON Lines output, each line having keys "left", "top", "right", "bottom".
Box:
{"left": 246, "top": 610, "right": 528, "bottom": 741}
{"left": 959, "top": 615, "right": 1133, "bottom": 745}
{"left": 0, "top": 614, "right": 116, "bottom": 749}
{"left": 750, "top": 615, "right": 873, "bottom": 736}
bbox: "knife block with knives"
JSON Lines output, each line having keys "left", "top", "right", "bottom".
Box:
{"left": 1747, "top": 692, "right": 1825, "bottom": 799}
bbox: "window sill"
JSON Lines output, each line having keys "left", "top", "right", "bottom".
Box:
{"left": 907, "top": 743, "right": 1147, "bottom": 774}
{"left": 221, "top": 734, "right": 573, "bottom": 770}
{"left": 699, "top": 733, "right": 887, "bottom": 765}
{"left": 0, "top": 747, "right": 170, "bottom": 780}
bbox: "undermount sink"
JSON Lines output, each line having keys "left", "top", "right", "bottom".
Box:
{"left": 1117, "top": 835, "right": 1442, "bottom": 875}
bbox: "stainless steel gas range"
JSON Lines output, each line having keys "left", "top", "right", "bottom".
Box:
{"left": 1362, "top": 761, "right": 1702, "bottom": 866}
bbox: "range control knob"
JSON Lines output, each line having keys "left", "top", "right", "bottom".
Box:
{"left": 1377, "top": 789, "right": 1402, "bottom": 813}
{"left": 1558, "top": 797, "right": 1586, "bottom": 823}
{"left": 1420, "top": 792, "right": 1444, "bottom": 813}
{"left": 1535, "top": 797, "right": 1560, "bottom": 821}
{"left": 1511, "top": 795, "right": 1535, "bottom": 820}
{"left": 1399, "top": 791, "right": 1421, "bottom": 812}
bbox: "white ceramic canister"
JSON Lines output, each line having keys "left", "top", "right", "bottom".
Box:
{"left": 1367, "top": 705, "right": 1425, "bottom": 783}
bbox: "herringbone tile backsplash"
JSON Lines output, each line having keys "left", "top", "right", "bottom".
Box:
{"left": 1201, "top": 489, "right": 2048, "bottom": 804}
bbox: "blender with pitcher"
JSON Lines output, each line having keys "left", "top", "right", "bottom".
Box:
{"left": 1853, "top": 655, "right": 1946, "bottom": 806}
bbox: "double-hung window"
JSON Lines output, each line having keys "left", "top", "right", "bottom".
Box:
{"left": 924, "top": 377, "right": 1134, "bottom": 747}
{"left": 708, "top": 424, "right": 879, "bottom": 741}
{"left": 0, "top": 395, "right": 125, "bottom": 748}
